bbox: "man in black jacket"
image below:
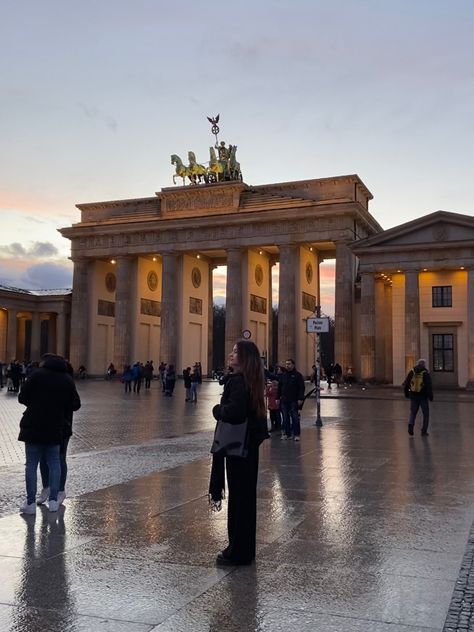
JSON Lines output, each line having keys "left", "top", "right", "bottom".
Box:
{"left": 18, "top": 354, "right": 81, "bottom": 514}
{"left": 279, "top": 359, "right": 305, "bottom": 441}
{"left": 403, "top": 358, "right": 434, "bottom": 436}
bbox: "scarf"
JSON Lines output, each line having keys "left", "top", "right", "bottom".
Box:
{"left": 208, "top": 453, "right": 225, "bottom": 511}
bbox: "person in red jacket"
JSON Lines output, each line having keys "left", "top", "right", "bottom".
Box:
{"left": 265, "top": 379, "right": 281, "bottom": 433}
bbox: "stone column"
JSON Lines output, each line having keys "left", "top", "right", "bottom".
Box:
{"left": 56, "top": 311, "right": 67, "bottom": 358}
{"left": 47, "top": 316, "right": 57, "bottom": 354}
{"left": 404, "top": 270, "right": 420, "bottom": 371}
{"left": 466, "top": 269, "right": 474, "bottom": 389}
{"left": 160, "top": 252, "right": 179, "bottom": 367}
{"left": 278, "top": 244, "right": 297, "bottom": 362}
{"left": 17, "top": 317, "right": 26, "bottom": 360}
{"left": 30, "top": 312, "right": 41, "bottom": 361}
{"left": 113, "top": 256, "right": 134, "bottom": 370}
{"left": 70, "top": 258, "right": 90, "bottom": 370}
{"left": 360, "top": 272, "right": 375, "bottom": 381}
{"left": 208, "top": 265, "right": 215, "bottom": 376}
{"left": 334, "top": 242, "right": 354, "bottom": 374}
{"left": 225, "top": 248, "right": 243, "bottom": 354}
{"left": 267, "top": 258, "right": 275, "bottom": 366}
{"left": 6, "top": 309, "right": 18, "bottom": 361}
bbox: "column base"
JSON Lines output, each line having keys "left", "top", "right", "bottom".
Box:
{"left": 465, "top": 380, "right": 474, "bottom": 391}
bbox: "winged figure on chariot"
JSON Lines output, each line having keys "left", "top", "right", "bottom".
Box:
{"left": 170, "top": 115, "right": 242, "bottom": 186}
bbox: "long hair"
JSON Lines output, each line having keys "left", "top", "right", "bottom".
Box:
{"left": 235, "top": 340, "right": 266, "bottom": 418}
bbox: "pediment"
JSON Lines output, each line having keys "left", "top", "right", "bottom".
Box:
{"left": 353, "top": 211, "right": 474, "bottom": 251}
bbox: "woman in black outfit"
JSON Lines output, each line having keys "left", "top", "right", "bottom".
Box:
{"left": 209, "top": 340, "right": 268, "bottom": 566}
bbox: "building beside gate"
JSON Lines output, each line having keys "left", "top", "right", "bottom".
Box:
{"left": 2, "top": 175, "right": 474, "bottom": 389}
{"left": 0, "top": 286, "right": 71, "bottom": 362}
{"left": 351, "top": 210, "right": 474, "bottom": 389}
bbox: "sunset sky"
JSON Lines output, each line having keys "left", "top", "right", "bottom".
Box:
{"left": 1, "top": 0, "right": 473, "bottom": 315}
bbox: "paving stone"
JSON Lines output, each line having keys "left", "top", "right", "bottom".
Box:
{"left": 1, "top": 382, "right": 474, "bottom": 630}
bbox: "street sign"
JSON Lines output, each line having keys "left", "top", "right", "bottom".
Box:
{"left": 306, "top": 317, "right": 329, "bottom": 333}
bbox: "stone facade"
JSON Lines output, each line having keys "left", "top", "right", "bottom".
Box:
{"left": 60, "top": 176, "right": 380, "bottom": 376}
{"left": 351, "top": 211, "right": 474, "bottom": 388}
{"left": 0, "top": 286, "right": 71, "bottom": 363}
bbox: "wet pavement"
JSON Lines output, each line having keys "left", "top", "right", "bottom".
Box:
{"left": 1, "top": 380, "right": 474, "bottom": 631}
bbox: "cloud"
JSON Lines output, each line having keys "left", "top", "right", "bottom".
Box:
{"left": 77, "top": 102, "right": 118, "bottom": 132}
{"left": 21, "top": 262, "right": 72, "bottom": 289}
{"left": 0, "top": 242, "right": 26, "bottom": 256}
{"left": 24, "top": 216, "right": 45, "bottom": 224}
{"left": 0, "top": 241, "right": 58, "bottom": 258}
{"left": 29, "top": 242, "right": 58, "bottom": 257}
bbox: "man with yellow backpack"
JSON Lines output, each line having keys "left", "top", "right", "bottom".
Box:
{"left": 403, "top": 359, "right": 434, "bottom": 436}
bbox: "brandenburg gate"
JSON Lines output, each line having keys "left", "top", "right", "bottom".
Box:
{"left": 60, "top": 175, "right": 382, "bottom": 376}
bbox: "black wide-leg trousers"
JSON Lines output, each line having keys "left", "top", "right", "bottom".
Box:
{"left": 225, "top": 444, "right": 259, "bottom": 563}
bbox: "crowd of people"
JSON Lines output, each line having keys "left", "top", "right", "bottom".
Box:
{"left": 0, "top": 360, "right": 40, "bottom": 392}
{"left": 7, "top": 342, "right": 434, "bottom": 571}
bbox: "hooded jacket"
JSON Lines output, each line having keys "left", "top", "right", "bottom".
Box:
{"left": 18, "top": 355, "right": 81, "bottom": 444}
{"left": 403, "top": 363, "right": 433, "bottom": 400}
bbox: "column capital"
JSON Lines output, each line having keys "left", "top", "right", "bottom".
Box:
{"left": 70, "top": 256, "right": 90, "bottom": 264}
{"left": 226, "top": 247, "right": 243, "bottom": 257}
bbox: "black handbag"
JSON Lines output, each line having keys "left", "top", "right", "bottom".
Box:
{"left": 210, "top": 419, "right": 249, "bottom": 458}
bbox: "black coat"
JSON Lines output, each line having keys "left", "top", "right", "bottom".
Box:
{"left": 278, "top": 368, "right": 305, "bottom": 403}
{"left": 212, "top": 372, "right": 268, "bottom": 447}
{"left": 18, "top": 356, "right": 81, "bottom": 444}
{"left": 403, "top": 364, "right": 434, "bottom": 401}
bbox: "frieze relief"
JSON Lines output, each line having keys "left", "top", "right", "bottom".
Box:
{"left": 72, "top": 215, "right": 347, "bottom": 254}
{"left": 163, "top": 191, "right": 234, "bottom": 213}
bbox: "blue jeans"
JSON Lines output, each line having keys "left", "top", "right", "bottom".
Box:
{"left": 190, "top": 382, "right": 198, "bottom": 402}
{"left": 281, "top": 401, "right": 300, "bottom": 437}
{"left": 409, "top": 397, "right": 430, "bottom": 432}
{"left": 40, "top": 436, "right": 70, "bottom": 492}
{"left": 25, "top": 443, "right": 60, "bottom": 504}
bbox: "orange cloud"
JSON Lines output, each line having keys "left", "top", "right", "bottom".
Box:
{"left": 211, "top": 260, "right": 336, "bottom": 316}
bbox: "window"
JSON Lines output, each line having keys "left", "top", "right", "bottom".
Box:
{"left": 432, "top": 286, "right": 452, "bottom": 307}
{"left": 432, "top": 334, "right": 454, "bottom": 372}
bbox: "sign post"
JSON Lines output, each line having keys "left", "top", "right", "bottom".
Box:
{"left": 306, "top": 314, "right": 329, "bottom": 427}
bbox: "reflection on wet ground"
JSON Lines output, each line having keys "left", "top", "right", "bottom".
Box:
{"left": 1, "top": 381, "right": 474, "bottom": 630}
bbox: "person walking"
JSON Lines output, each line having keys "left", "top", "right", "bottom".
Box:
{"left": 279, "top": 359, "right": 305, "bottom": 441}
{"left": 332, "top": 362, "right": 342, "bottom": 387}
{"left": 106, "top": 362, "right": 117, "bottom": 380}
{"left": 158, "top": 362, "right": 166, "bottom": 392}
{"left": 183, "top": 367, "right": 192, "bottom": 401}
{"left": 38, "top": 358, "right": 76, "bottom": 506}
{"left": 17, "top": 354, "right": 81, "bottom": 514}
{"left": 143, "top": 361, "right": 154, "bottom": 389}
{"left": 164, "top": 364, "right": 176, "bottom": 396}
{"left": 403, "top": 359, "right": 433, "bottom": 436}
{"left": 209, "top": 340, "right": 269, "bottom": 566}
{"left": 122, "top": 364, "right": 133, "bottom": 393}
{"left": 265, "top": 379, "right": 281, "bottom": 433}
{"left": 325, "top": 362, "right": 334, "bottom": 389}
{"left": 190, "top": 365, "right": 199, "bottom": 403}
{"left": 132, "top": 362, "right": 143, "bottom": 393}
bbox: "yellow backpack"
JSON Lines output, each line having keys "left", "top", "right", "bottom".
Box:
{"left": 409, "top": 369, "right": 425, "bottom": 393}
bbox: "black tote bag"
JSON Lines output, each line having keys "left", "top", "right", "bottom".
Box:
{"left": 210, "top": 419, "right": 249, "bottom": 458}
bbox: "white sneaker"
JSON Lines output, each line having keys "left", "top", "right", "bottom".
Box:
{"left": 20, "top": 501, "right": 36, "bottom": 515}
{"left": 57, "top": 491, "right": 66, "bottom": 505}
{"left": 37, "top": 487, "right": 50, "bottom": 505}
{"left": 294, "top": 436, "right": 300, "bottom": 442}
{"left": 48, "top": 500, "right": 59, "bottom": 512}
{"left": 280, "top": 434, "right": 288, "bottom": 440}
